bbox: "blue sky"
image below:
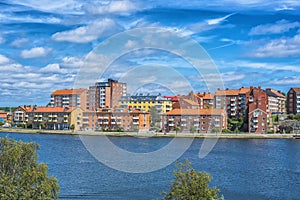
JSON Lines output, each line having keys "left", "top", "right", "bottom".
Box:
{"left": 1, "top": 0, "right": 300, "bottom": 106}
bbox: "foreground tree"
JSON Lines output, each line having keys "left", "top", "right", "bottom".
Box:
{"left": 0, "top": 137, "right": 60, "bottom": 199}
{"left": 163, "top": 159, "right": 223, "bottom": 200}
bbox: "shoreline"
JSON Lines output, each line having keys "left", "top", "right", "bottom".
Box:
{"left": 0, "top": 128, "right": 297, "bottom": 139}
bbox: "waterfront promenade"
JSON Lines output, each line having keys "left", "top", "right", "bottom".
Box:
{"left": 0, "top": 128, "right": 296, "bottom": 139}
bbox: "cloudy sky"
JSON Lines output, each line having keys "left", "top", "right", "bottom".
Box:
{"left": 1, "top": 0, "right": 300, "bottom": 106}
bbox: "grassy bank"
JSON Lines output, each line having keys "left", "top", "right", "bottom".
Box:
{"left": 0, "top": 128, "right": 296, "bottom": 139}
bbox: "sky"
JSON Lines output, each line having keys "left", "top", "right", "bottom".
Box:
{"left": 1, "top": 0, "right": 300, "bottom": 106}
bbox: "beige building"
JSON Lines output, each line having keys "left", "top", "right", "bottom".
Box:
{"left": 13, "top": 105, "right": 35, "bottom": 124}
{"left": 27, "top": 107, "right": 83, "bottom": 131}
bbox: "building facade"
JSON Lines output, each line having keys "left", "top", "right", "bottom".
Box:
{"left": 12, "top": 105, "right": 35, "bottom": 124}
{"left": 119, "top": 94, "right": 172, "bottom": 114}
{"left": 215, "top": 87, "right": 250, "bottom": 118}
{"left": 247, "top": 86, "right": 268, "bottom": 134}
{"left": 87, "top": 79, "right": 127, "bottom": 110}
{"left": 50, "top": 89, "right": 87, "bottom": 110}
{"left": 287, "top": 88, "right": 300, "bottom": 114}
{"left": 27, "top": 107, "right": 83, "bottom": 130}
{"left": 162, "top": 108, "right": 227, "bottom": 133}
{"left": 96, "top": 108, "right": 150, "bottom": 131}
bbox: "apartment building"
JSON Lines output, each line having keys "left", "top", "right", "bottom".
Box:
{"left": 181, "top": 91, "right": 214, "bottom": 109}
{"left": 86, "top": 79, "right": 127, "bottom": 110}
{"left": 287, "top": 88, "right": 300, "bottom": 114}
{"left": 27, "top": 107, "right": 83, "bottom": 130}
{"left": 96, "top": 108, "right": 150, "bottom": 131}
{"left": 162, "top": 108, "right": 227, "bottom": 133}
{"left": 82, "top": 111, "right": 98, "bottom": 131}
{"left": 215, "top": 87, "right": 250, "bottom": 118}
{"left": 172, "top": 98, "right": 200, "bottom": 109}
{"left": 247, "top": 86, "right": 268, "bottom": 134}
{"left": 119, "top": 94, "right": 172, "bottom": 114}
{"left": 12, "top": 105, "right": 35, "bottom": 124}
{"left": 50, "top": 89, "right": 87, "bottom": 110}
{"left": 265, "top": 88, "right": 286, "bottom": 114}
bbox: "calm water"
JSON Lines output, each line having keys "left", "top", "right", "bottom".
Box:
{"left": 1, "top": 132, "right": 300, "bottom": 200}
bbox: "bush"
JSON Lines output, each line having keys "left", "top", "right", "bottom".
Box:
{"left": 222, "top": 129, "right": 232, "bottom": 133}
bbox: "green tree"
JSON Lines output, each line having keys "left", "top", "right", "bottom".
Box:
{"left": 163, "top": 159, "right": 223, "bottom": 200}
{"left": 190, "top": 126, "right": 196, "bottom": 133}
{"left": 70, "top": 124, "right": 75, "bottom": 132}
{"left": 0, "top": 137, "right": 60, "bottom": 199}
{"left": 173, "top": 125, "right": 180, "bottom": 134}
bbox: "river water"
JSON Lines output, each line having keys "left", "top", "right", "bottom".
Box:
{"left": 1, "top": 132, "right": 300, "bottom": 200}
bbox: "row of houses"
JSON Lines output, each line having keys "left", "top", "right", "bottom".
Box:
{"left": 9, "top": 78, "right": 300, "bottom": 134}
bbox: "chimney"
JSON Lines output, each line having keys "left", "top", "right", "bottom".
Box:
{"left": 258, "top": 86, "right": 261, "bottom": 90}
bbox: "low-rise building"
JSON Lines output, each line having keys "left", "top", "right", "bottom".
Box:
{"left": 27, "top": 107, "right": 83, "bottom": 130}
{"left": 162, "top": 108, "right": 227, "bottom": 133}
{"left": 96, "top": 108, "right": 150, "bottom": 131}
{"left": 13, "top": 105, "right": 36, "bottom": 124}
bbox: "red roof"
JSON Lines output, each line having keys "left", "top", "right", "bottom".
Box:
{"left": 32, "top": 107, "right": 77, "bottom": 113}
{"left": 51, "top": 89, "right": 87, "bottom": 96}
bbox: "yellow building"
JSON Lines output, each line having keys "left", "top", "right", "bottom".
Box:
{"left": 119, "top": 94, "right": 172, "bottom": 114}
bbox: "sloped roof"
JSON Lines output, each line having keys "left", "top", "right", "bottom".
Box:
{"left": 266, "top": 89, "right": 285, "bottom": 98}
{"left": 215, "top": 89, "right": 240, "bottom": 96}
{"left": 32, "top": 107, "right": 77, "bottom": 113}
{"left": 180, "top": 98, "right": 199, "bottom": 106}
{"left": 239, "top": 87, "right": 250, "bottom": 94}
{"left": 19, "top": 105, "right": 35, "bottom": 112}
{"left": 291, "top": 88, "right": 300, "bottom": 94}
{"left": 51, "top": 89, "right": 86, "bottom": 96}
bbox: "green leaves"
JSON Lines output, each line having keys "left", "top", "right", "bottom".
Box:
{"left": 163, "top": 159, "right": 223, "bottom": 200}
{"left": 0, "top": 137, "right": 60, "bottom": 200}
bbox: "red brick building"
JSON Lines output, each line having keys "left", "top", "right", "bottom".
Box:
{"left": 162, "top": 108, "right": 227, "bottom": 133}
{"left": 287, "top": 88, "right": 300, "bottom": 114}
{"left": 247, "top": 86, "right": 268, "bottom": 134}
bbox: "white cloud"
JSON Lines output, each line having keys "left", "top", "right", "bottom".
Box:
{"left": 61, "top": 56, "right": 83, "bottom": 68}
{"left": 52, "top": 18, "right": 121, "bottom": 43}
{"left": 0, "top": 55, "right": 10, "bottom": 64}
{"left": 268, "top": 76, "right": 300, "bottom": 85}
{"left": 83, "top": 0, "right": 138, "bottom": 15}
{"left": 206, "top": 13, "right": 235, "bottom": 25}
{"left": 21, "top": 47, "right": 50, "bottom": 59}
{"left": 249, "top": 33, "right": 300, "bottom": 58}
{"left": 224, "top": 60, "right": 300, "bottom": 73}
{"left": 249, "top": 20, "right": 300, "bottom": 35}
{"left": 39, "top": 63, "right": 61, "bottom": 73}
{"left": 11, "top": 38, "right": 29, "bottom": 47}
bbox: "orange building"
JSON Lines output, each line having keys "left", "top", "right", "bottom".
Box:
{"left": 0, "top": 110, "right": 8, "bottom": 123}
{"left": 96, "top": 108, "right": 150, "bottom": 131}
{"left": 162, "top": 108, "right": 227, "bottom": 133}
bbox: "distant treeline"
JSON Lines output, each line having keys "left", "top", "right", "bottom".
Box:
{"left": 0, "top": 107, "right": 16, "bottom": 112}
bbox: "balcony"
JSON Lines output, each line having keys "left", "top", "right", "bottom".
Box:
{"left": 63, "top": 120, "right": 68, "bottom": 123}
{"left": 169, "top": 118, "right": 174, "bottom": 121}
{"left": 181, "top": 118, "right": 187, "bottom": 121}
{"left": 53, "top": 119, "right": 58, "bottom": 123}
{"left": 181, "top": 124, "right": 186, "bottom": 127}
{"left": 252, "top": 119, "right": 258, "bottom": 123}
{"left": 83, "top": 121, "right": 89, "bottom": 124}
{"left": 52, "top": 115, "right": 58, "bottom": 118}
{"left": 169, "top": 123, "right": 174, "bottom": 126}
{"left": 103, "top": 122, "right": 109, "bottom": 125}
{"left": 133, "top": 122, "right": 139, "bottom": 125}
{"left": 64, "top": 115, "right": 68, "bottom": 118}
{"left": 230, "top": 99, "right": 236, "bottom": 102}
{"left": 230, "top": 103, "right": 236, "bottom": 106}
{"left": 111, "top": 122, "right": 116, "bottom": 124}
{"left": 133, "top": 116, "right": 139, "bottom": 120}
